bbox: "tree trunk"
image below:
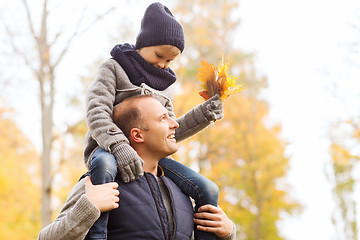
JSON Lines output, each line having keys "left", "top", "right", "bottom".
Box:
{"left": 38, "top": 58, "right": 55, "bottom": 227}
{"left": 3, "top": 0, "right": 116, "bottom": 228}
{"left": 40, "top": 88, "right": 54, "bottom": 227}
{"left": 37, "top": 0, "right": 54, "bottom": 227}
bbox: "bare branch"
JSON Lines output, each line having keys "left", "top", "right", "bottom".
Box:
{"left": 21, "top": 0, "right": 38, "bottom": 41}
{"left": 46, "top": 0, "right": 64, "bottom": 46}
{"left": 49, "top": 27, "right": 63, "bottom": 46}
{"left": 49, "top": 5, "right": 87, "bottom": 49}
{"left": 40, "top": 0, "right": 48, "bottom": 39}
{"left": 78, "top": 7, "right": 116, "bottom": 37}
{"left": 1, "top": 16, "right": 37, "bottom": 75}
{"left": 53, "top": 6, "right": 117, "bottom": 68}
{"left": 51, "top": 6, "right": 87, "bottom": 68}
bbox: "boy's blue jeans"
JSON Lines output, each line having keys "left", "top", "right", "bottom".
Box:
{"left": 85, "top": 148, "right": 118, "bottom": 240}
{"left": 159, "top": 158, "right": 219, "bottom": 240}
{"left": 85, "top": 148, "right": 219, "bottom": 240}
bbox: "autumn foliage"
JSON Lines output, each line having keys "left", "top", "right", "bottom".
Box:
{"left": 197, "top": 58, "right": 243, "bottom": 100}
{"left": 0, "top": 108, "right": 41, "bottom": 239}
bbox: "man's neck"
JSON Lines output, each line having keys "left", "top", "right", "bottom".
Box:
{"left": 143, "top": 161, "right": 158, "bottom": 176}
{"left": 140, "top": 152, "right": 162, "bottom": 176}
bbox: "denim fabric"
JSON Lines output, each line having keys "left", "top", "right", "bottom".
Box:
{"left": 159, "top": 158, "right": 219, "bottom": 240}
{"left": 85, "top": 148, "right": 117, "bottom": 240}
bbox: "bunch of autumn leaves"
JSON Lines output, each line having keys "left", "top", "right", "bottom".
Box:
{"left": 197, "top": 58, "right": 243, "bottom": 101}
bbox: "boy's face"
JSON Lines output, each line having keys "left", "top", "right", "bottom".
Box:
{"left": 137, "top": 45, "right": 180, "bottom": 69}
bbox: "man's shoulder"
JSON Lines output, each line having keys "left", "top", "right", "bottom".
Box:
{"left": 67, "top": 177, "right": 86, "bottom": 201}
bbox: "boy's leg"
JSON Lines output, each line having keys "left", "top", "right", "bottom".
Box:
{"left": 89, "top": 148, "right": 118, "bottom": 185}
{"left": 85, "top": 148, "right": 117, "bottom": 240}
{"left": 159, "top": 158, "right": 219, "bottom": 240}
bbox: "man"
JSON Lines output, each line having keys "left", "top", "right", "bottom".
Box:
{"left": 38, "top": 95, "right": 236, "bottom": 240}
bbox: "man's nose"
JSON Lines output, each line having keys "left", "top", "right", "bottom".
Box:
{"left": 170, "top": 118, "right": 179, "bottom": 129}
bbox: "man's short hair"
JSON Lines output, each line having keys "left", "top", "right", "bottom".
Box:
{"left": 112, "top": 95, "right": 152, "bottom": 139}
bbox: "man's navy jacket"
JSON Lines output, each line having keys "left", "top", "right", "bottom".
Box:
{"left": 107, "top": 169, "right": 194, "bottom": 240}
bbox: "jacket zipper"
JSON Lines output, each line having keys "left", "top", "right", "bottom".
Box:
{"left": 145, "top": 173, "right": 169, "bottom": 240}
{"left": 162, "top": 178, "right": 176, "bottom": 240}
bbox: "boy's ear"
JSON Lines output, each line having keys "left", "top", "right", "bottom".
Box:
{"left": 130, "top": 128, "right": 144, "bottom": 143}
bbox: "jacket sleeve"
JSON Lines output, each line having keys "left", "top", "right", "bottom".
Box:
{"left": 38, "top": 180, "right": 100, "bottom": 240}
{"left": 86, "top": 59, "right": 129, "bottom": 153}
{"left": 175, "top": 103, "right": 212, "bottom": 142}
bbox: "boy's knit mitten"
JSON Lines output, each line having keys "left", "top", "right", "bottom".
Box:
{"left": 200, "top": 94, "right": 224, "bottom": 121}
{"left": 110, "top": 142, "right": 144, "bottom": 183}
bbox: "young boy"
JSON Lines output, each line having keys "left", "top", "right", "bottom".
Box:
{"left": 84, "top": 2, "right": 223, "bottom": 239}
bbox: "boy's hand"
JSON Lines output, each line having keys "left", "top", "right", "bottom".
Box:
{"left": 201, "top": 94, "right": 223, "bottom": 121}
{"left": 194, "top": 204, "right": 234, "bottom": 238}
{"left": 84, "top": 176, "right": 119, "bottom": 212}
{"left": 110, "top": 142, "right": 144, "bottom": 183}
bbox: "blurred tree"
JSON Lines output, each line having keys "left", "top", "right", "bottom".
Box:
{"left": 0, "top": 107, "right": 41, "bottom": 239}
{"left": 326, "top": 120, "right": 359, "bottom": 240}
{"left": 325, "top": 11, "right": 360, "bottom": 240}
{"left": 172, "top": 0, "right": 300, "bottom": 239}
{"left": 46, "top": 57, "right": 103, "bottom": 217}
{"left": 1, "top": 0, "right": 115, "bottom": 227}
{"left": 174, "top": 86, "right": 300, "bottom": 240}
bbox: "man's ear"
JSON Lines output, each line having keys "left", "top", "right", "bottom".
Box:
{"left": 130, "top": 128, "right": 144, "bottom": 143}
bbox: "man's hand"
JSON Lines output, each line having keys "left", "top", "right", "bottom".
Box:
{"left": 84, "top": 176, "right": 120, "bottom": 212}
{"left": 194, "top": 204, "right": 234, "bottom": 238}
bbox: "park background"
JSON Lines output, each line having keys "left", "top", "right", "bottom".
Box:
{"left": 1, "top": 0, "right": 360, "bottom": 239}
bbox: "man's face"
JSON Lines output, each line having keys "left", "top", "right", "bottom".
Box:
{"left": 140, "top": 98, "right": 179, "bottom": 157}
{"left": 137, "top": 45, "right": 180, "bottom": 69}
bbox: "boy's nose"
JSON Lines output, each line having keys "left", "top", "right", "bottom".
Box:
{"left": 158, "top": 62, "right": 166, "bottom": 69}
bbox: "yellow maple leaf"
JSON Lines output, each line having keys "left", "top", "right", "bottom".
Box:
{"left": 197, "top": 57, "right": 244, "bottom": 100}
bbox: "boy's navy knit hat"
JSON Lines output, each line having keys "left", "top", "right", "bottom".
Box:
{"left": 135, "top": 2, "right": 185, "bottom": 52}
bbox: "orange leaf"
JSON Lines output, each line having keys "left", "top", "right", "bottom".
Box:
{"left": 196, "top": 60, "right": 216, "bottom": 83}
{"left": 197, "top": 58, "right": 244, "bottom": 100}
{"left": 199, "top": 91, "right": 211, "bottom": 100}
